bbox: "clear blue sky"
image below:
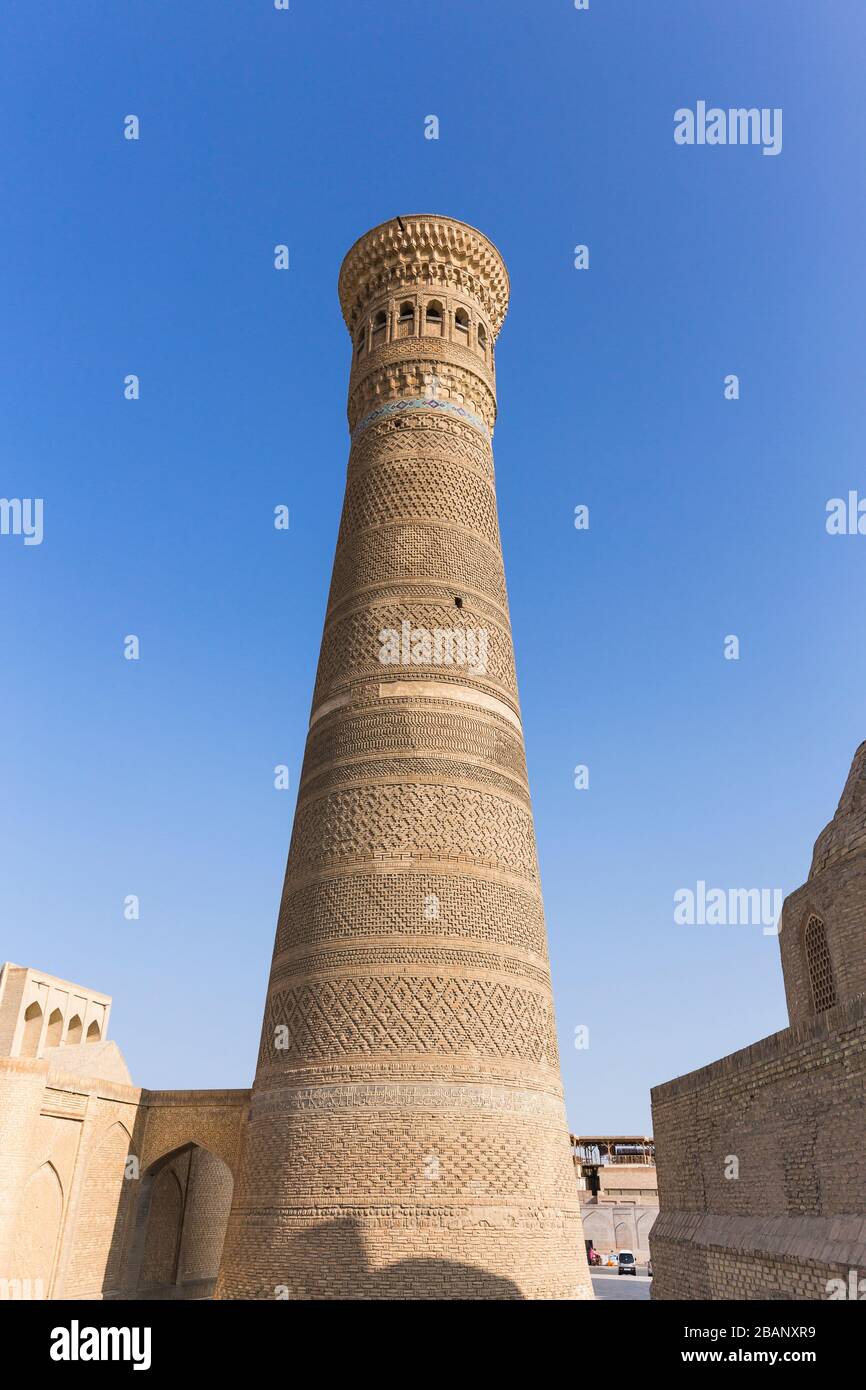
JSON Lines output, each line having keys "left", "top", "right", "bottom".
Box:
{"left": 2, "top": 2, "right": 864, "bottom": 1132}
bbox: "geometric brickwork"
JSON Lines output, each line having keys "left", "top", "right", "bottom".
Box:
{"left": 215, "top": 216, "right": 593, "bottom": 1299}
{"left": 258, "top": 975, "right": 561, "bottom": 1069}
{"left": 804, "top": 914, "right": 837, "bottom": 1013}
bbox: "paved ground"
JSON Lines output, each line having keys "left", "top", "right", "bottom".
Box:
{"left": 591, "top": 1267, "right": 652, "bottom": 1301}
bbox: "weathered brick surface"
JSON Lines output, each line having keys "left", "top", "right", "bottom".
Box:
{"left": 0, "top": 1022, "right": 248, "bottom": 1300}
{"left": 651, "top": 999, "right": 866, "bottom": 1298}
{"left": 216, "top": 217, "right": 592, "bottom": 1301}
{"left": 178, "top": 1147, "right": 235, "bottom": 1283}
{"left": 652, "top": 746, "right": 866, "bottom": 1300}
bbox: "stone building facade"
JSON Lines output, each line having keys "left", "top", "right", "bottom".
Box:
{"left": 0, "top": 963, "right": 248, "bottom": 1301}
{"left": 215, "top": 216, "right": 592, "bottom": 1300}
{"left": 650, "top": 742, "right": 866, "bottom": 1299}
{"left": 573, "top": 1136, "right": 658, "bottom": 1260}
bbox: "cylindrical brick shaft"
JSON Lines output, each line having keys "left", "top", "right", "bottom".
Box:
{"left": 216, "top": 216, "right": 593, "bottom": 1299}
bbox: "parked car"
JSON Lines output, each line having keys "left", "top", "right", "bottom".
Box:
{"left": 617, "top": 1249, "right": 637, "bottom": 1276}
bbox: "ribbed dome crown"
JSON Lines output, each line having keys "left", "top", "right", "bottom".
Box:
{"left": 809, "top": 740, "right": 866, "bottom": 878}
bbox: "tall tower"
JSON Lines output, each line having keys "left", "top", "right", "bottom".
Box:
{"left": 217, "top": 216, "right": 592, "bottom": 1300}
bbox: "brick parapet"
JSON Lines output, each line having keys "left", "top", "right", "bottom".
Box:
{"left": 651, "top": 993, "right": 866, "bottom": 1106}
{"left": 651, "top": 996, "right": 866, "bottom": 1299}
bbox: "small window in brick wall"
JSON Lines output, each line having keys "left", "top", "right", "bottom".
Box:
{"left": 424, "top": 300, "right": 444, "bottom": 336}
{"left": 804, "top": 914, "right": 837, "bottom": 1013}
{"left": 371, "top": 310, "right": 387, "bottom": 348}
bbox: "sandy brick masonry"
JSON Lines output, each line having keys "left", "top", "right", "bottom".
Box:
{"left": 0, "top": 964, "right": 111, "bottom": 1058}
{"left": 651, "top": 742, "right": 866, "bottom": 1300}
{"left": 0, "top": 219, "right": 591, "bottom": 1303}
{"left": 215, "top": 216, "right": 592, "bottom": 1300}
{"left": 0, "top": 967, "right": 249, "bottom": 1301}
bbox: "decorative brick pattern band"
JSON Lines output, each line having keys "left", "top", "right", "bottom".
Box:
{"left": 216, "top": 216, "right": 592, "bottom": 1301}
{"left": 351, "top": 397, "right": 490, "bottom": 444}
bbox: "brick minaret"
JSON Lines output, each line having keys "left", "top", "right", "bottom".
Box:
{"left": 216, "top": 216, "right": 592, "bottom": 1300}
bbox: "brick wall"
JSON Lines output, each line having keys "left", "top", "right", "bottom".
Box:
{"left": 650, "top": 996, "right": 866, "bottom": 1299}
{"left": 779, "top": 858, "right": 866, "bottom": 1027}
{"left": 0, "top": 968, "right": 27, "bottom": 1055}
{"left": 0, "top": 1056, "right": 248, "bottom": 1300}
